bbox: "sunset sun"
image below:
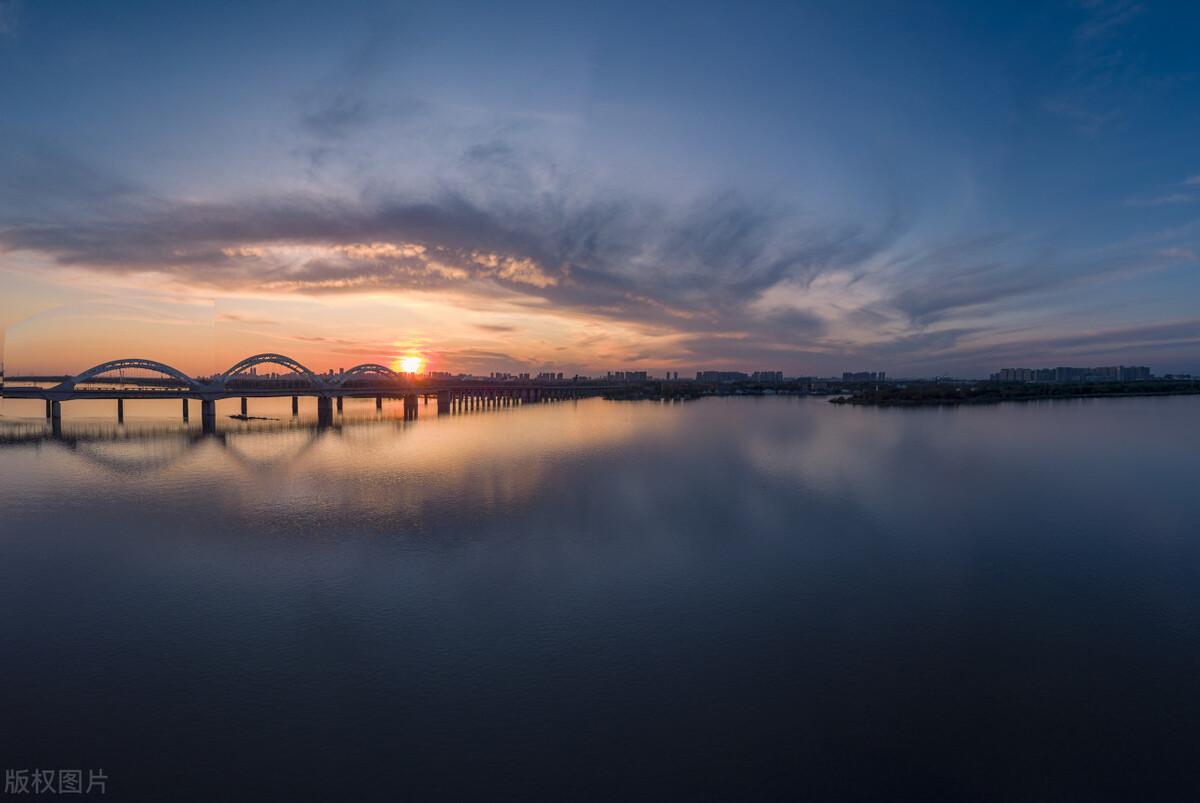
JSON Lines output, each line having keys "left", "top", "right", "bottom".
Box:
{"left": 395, "top": 355, "right": 424, "bottom": 374}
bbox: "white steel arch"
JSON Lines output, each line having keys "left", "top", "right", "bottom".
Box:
{"left": 333, "top": 363, "right": 403, "bottom": 386}
{"left": 218, "top": 353, "right": 322, "bottom": 387}
{"left": 58, "top": 358, "right": 203, "bottom": 391}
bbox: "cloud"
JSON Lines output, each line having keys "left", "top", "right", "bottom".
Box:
{"left": 0, "top": 134, "right": 141, "bottom": 217}
{"left": 0, "top": 0, "right": 19, "bottom": 35}
{"left": 216, "top": 313, "right": 279, "bottom": 325}
{"left": 923, "top": 319, "right": 1200, "bottom": 370}
{"left": 1184, "top": 175, "right": 1200, "bottom": 187}
{"left": 292, "top": 14, "right": 423, "bottom": 169}
{"left": 3, "top": 133, "right": 1194, "bottom": 376}
{"left": 1124, "top": 193, "right": 1194, "bottom": 208}
{"left": 299, "top": 93, "right": 371, "bottom": 141}
{"left": 0, "top": 135, "right": 908, "bottom": 350}
{"left": 1073, "top": 0, "right": 1143, "bottom": 42}
{"left": 1045, "top": 0, "right": 1148, "bottom": 135}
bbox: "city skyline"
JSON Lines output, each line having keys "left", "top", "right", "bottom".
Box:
{"left": 3, "top": 0, "right": 1200, "bottom": 377}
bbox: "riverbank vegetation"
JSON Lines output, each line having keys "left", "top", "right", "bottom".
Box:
{"left": 830, "top": 380, "right": 1200, "bottom": 407}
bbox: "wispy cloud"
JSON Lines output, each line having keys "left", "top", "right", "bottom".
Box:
{"left": 0, "top": 0, "right": 20, "bottom": 35}
{"left": 1124, "top": 193, "right": 1194, "bottom": 208}
{"left": 216, "top": 312, "right": 279, "bottom": 325}
{"left": 1073, "top": 0, "right": 1143, "bottom": 42}
{"left": 1046, "top": 0, "right": 1148, "bottom": 135}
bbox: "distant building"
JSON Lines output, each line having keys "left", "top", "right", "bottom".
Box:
{"left": 696, "top": 371, "right": 749, "bottom": 383}
{"left": 842, "top": 371, "right": 884, "bottom": 382}
{"left": 751, "top": 371, "right": 784, "bottom": 382}
{"left": 991, "top": 365, "right": 1152, "bottom": 383}
{"left": 607, "top": 370, "right": 648, "bottom": 381}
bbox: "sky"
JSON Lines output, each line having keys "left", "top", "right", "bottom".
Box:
{"left": 1, "top": 0, "right": 1199, "bottom": 378}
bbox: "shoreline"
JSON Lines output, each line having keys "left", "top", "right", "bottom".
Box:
{"left": 830, "top": 384, "right": 1200, "bottom": 408}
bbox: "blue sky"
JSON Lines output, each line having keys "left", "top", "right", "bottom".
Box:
{"left": 1, "top": 0, "right": 1199, "bottom": 376}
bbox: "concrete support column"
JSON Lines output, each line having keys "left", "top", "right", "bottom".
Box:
{"left": 437, "top": 390, "right": 450, "bottom": 414}
{"left": 182, "top": 399, "right": 189, "bottom": 421}
{"left": 117, "top": 398, "right": 125, "bottom": 423}
{"left": 403, "top": 394, "right": 417, "bottom": 419}
{"left": 376, "top": 396, "right": 383, "bottom": 410}
{"left": 200, "top": 400, "right": 216, "bottom": 433}
{"left": 317, "top": 396, "right": 333, "bottom": 426}
{"left": 240, "top": 397, "right": 248, "bottom": 416}
{"left": 51, "top": 400, "right": 62, "bottom": 419}
{"left": 292, "top": 396, "right": 299, "bottom": 416}
{"left": 45, "top": 399, "right": 52, "bottom": 418}
{"left": 336, "top": 396, "right": 344, "bottom": 414}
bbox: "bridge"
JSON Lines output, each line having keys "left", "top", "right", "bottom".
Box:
{"left": 1, "top": 353, "right": 615, "bottom": 431}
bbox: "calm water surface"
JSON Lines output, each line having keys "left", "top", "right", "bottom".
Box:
{"left": 2, "top": 394, "right": 1199, "bottom": 800}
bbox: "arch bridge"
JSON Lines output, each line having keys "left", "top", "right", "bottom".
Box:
{"left": 2, "top": 352, "right": 612, "bottom": 431}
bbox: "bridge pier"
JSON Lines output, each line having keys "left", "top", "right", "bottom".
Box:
{"left": 336, "top": 396, "right": 343, "bottom": 414}
{"left": 317, "top": 396, "right": 333, "bottom": 426}
{"left": 51, "top": 400, "right": 62, "bottom": 420}
{"left": 437, "top": 391, "right": 450, "bottom": 415}
{"left": 182, "top": 399, "right": 189, "bottom": 421}
{"left": 240, "top": 397, "right": 248, "bottom": 416}
{"left": 117, "top": 398, "right": 124, "bottom": 423}
{"left": 376, "top": 396, "right": 383, "bottom": 410}
{"left": 292, "top": 396, "right": 299, "bottom": 416}
{"left": 45, "top": 399, "right": 52, "bottom": 418}
{"left": 403, "top": 393, "right": 417, "bottom": 419}
{"left": 201, "top": 400, "right": 216, "bottom": 433}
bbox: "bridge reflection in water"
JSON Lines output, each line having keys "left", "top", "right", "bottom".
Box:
{"left": 2, "top": 352, "right": 613, "bottom": 433}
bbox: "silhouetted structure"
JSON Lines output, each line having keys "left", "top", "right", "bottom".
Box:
{"left": 696, "top": 371, "right": 749, "bottom": 382}
{"left": 990, "top": 366, "right": 1151, "bottom": 383}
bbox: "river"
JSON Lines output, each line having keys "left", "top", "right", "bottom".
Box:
{"left": 2, "top": 394, "right": 1198, "bottom": 800}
